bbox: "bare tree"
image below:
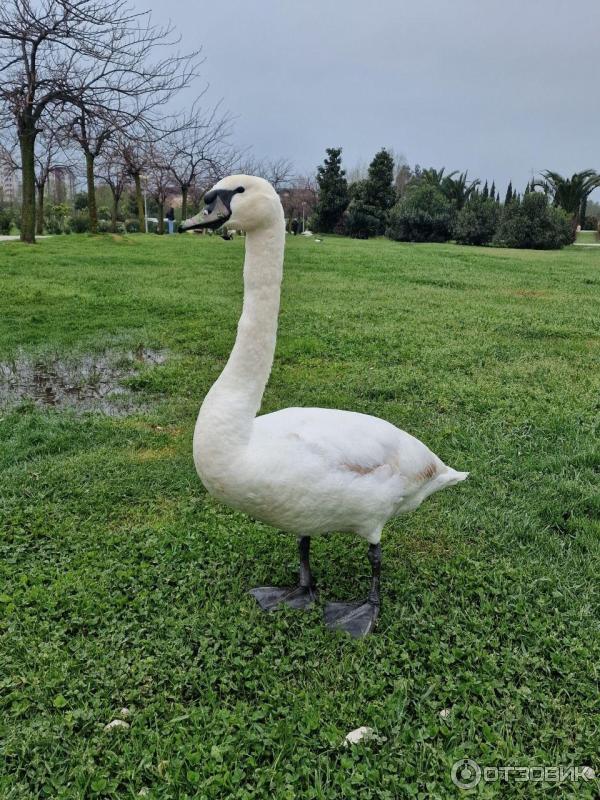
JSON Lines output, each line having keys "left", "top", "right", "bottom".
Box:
{"left": 117, "top": 132, "right": 149, "bottom": 232}
{"left": 0, "top": 122, "right": 72, "bottom": 233}
{"left": 238, "top": 155, "right": 295, "bottom": 192}
{"left": 95, "top": 148, "right": 129, "bottom": 232}
{"left": 262, "top": 157, "right": 295, "bottom": 192}
{"left": 0, "top": 127, "right": 19, "bottom": 171}
{"left": 279, "top": 174, "right": 318, "bottom": 231}
{"left": 167, "top": 98, "right": 236, "bottom": 220}
{"left": 61, "top": 104, "right": 119, "bottom": 232}
{"left": 395, "top": 165, "right": 412, "bottom": 198}
{"left": 34, "top": 126, "right": 69, "bottom": 235}
{"left": 347, "top": 159, "right": 368, "bottom": 184}
{"left": 0, "top": 0, "right": 200, "bottom": 242}
{"left": 146, "top": 142, "right": 176, "bottom": 235}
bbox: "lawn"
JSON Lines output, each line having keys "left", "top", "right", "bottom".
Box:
{"left": 575, "top": 230, "right": 599, "bottom": 245}
{"left": 0, "top": 234, "right": 599, "bottom": 799}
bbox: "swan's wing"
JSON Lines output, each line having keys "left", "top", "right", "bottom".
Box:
{"left": 254, "top": 407, "right": 449, "bottom": 487}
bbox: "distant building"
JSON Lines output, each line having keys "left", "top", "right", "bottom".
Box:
{"left": 0, "top": 162, "right": 19, "bottom": 204}
{"left": 0, "top": 162, "right": 76, "bottom": 205}
{"left": 48, "top": 167, "right": 75, "bottom": 204}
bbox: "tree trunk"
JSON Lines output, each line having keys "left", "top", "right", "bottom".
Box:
{"left": 19, "top": 126, "right": 37, "bottom": 243}
{"left": 111, "top": 192, "right": 119, "bottom": 233}
{"left": 36, "top": 183, "right": 45, "bottom": 236}
{"left": 85, "top": 152, "right": 98, "bottom": 233}
{"left": 134, "top": 173, "right": 145, "bottom": 232}
{"left": 580, "top": 196, "right": 588, "bottom": 230}
{"left": 157, "top": 201, "right": 164, "bottom": 235}
{"left": 181, "top": 185, "right": 188, "bottom": 220}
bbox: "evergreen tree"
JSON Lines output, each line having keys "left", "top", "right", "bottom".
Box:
{"left": 454, "top": 193, "right": 499, "bottom": 245}
{"left": 504, "top": 181, "right": 513, "bottom": 205}
{"left": 580, "top": 196, "right": 588, "bottom": 229}
{"left": 311, "top": 147, "right": 349, "bottom": 233}
{"left": 346, "top": 148, "right": 395, "bottom": 237}
{"left": 482, "top": 180, "right": 489, "bottom": 200}
{"left": 490, "top": 181, "right": 496, "bottom": 200}
{"left": 494, "top": 191, "right": 573, "bottom": 249}
{"left": 386, "top": 183, "right": 455, "bottom": 242}
{"left": 364, "top": 149, "right": 396, "bottom": 213}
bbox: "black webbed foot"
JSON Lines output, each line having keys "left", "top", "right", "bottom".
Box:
{"left": 250, "top": 584, "right": 317, "bottom": 612}
{"left": 323, "top": 600, "right": 380, "bottom": 637}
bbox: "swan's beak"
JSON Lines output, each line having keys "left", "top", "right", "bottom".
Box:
{"left": 179, "top": 186, "right": 245, "bottom": 233}
{"left": 178, "top": 193, "right": 232, "bottom": 233}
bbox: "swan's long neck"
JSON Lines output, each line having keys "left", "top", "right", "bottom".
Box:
{"left": 195, "top": 214, "right": 285, "bottom": 463}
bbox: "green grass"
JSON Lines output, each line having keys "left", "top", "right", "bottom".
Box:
{"left": 0, "top": 234, "right": 599, "bottom": 799}
{"left": 575, "top": 230, "right": 599, "bottom": 244}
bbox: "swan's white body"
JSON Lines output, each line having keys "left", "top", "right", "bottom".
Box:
{"left": 192, "top": 176, "right": 467, "bottom": 546}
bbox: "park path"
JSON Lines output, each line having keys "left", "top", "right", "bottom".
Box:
{"left": 0, "top": 235, "right": 51, "bottom": 242}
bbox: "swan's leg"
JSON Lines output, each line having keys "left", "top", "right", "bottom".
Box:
{"left": 323, "top": 543, "right": 381, "bottom": 637}
{"left": 249, "top": 536, "right": 317, "bottom": 612}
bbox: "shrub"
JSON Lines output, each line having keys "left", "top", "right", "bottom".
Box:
{"left": 70, "top": 212, "right": 90, "bottom": 234}
{"left": 494, "top": 192, "right": 574, "bottom": 250}
{"left": 44, "top": 203, "right": 71, "bottom": 234}
{"left": 74, "top": 192, "right": 88, "bottom": 211}
{"left": 386, "top": 184, "right": 455, "bottom": 243}
{"left": 344, "top": 199, "right": 382, "bottom": 239}
{"left": 0, "top": 207, "right": 13, "bottom": 235}
{"left": 125, "top": 219, "right": 140, "bottom": 233}
{"left": 453, "top": 195, "right": 499, "bottom": 245}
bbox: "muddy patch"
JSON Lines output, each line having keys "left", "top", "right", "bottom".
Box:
{"left": 0, "top": 346, "right": 167, "bottom": 415}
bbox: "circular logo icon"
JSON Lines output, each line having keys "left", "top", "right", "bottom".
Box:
{"left": 451, "top": 758, "right": 482, "bottom": 789}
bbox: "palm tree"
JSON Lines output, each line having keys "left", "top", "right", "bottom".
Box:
{"left": 441, "top": 171, "right": 480, "bottom": 210}
{"left": 420, "top": 167, "right": 457, "bottom": 187}
{"left": 536, "top": 170, "right": 600, "bottom": 228}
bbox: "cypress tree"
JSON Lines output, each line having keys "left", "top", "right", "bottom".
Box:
{"left": 365, "top": 148, "right": 396, "bottom": 233}
{"left": 364, "top": 149, "right": 396, "bottom": 210}
{"left": 504, "top": 181, "right": 513, "bottom": 205}
{"left": 482, "top": 180, "right": 489, "bottom": 200}
{"left": 312, "top": 147, "right": 349, "bottom": 233}
{"left": 490, "top": 180, "right": 496, "bottom": 200}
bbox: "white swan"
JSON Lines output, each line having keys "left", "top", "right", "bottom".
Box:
{"left": 180, "top": 175, "right": 468, "bottom": 637}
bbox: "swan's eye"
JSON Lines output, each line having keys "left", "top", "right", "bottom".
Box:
{"left": 235, "top": 186, "right": 245, "bottom": 194}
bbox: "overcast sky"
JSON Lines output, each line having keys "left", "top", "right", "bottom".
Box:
{"left": 144, "top": 0, "right": 600, "bottom": 197}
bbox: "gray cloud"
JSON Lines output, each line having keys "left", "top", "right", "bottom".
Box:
{"left": 145, "top": 0, "right": 600, "bottom": 196}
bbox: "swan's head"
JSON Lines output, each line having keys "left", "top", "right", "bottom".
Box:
{"left": 179, "top": 174, "right": 282, "bottom": 233}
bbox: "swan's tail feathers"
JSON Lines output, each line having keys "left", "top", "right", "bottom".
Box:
{"left": 442, "top": 467, "right": 469, "bottom": 487}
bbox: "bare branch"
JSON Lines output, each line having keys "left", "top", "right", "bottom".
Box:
{"left": 0, "top": 0, "right": 203, "bottom": 240}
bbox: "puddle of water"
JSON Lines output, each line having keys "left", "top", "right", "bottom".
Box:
{"left": 0, "top": 347, "right": 167, "bottom": 416}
